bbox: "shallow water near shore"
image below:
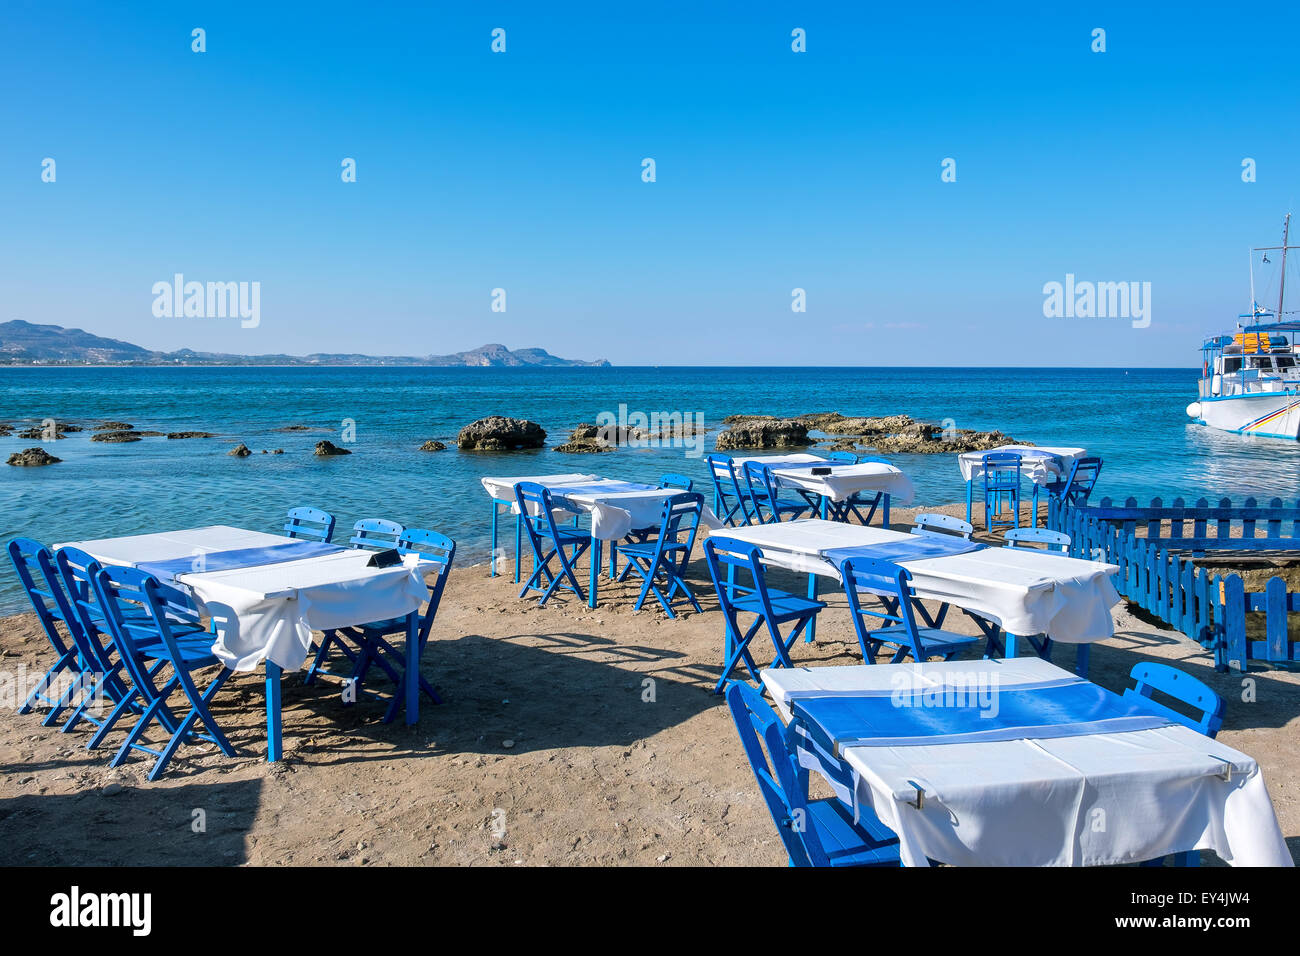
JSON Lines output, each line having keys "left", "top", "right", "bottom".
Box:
{"left": 4, "top": 364, "right": 1300, "bottom": 615}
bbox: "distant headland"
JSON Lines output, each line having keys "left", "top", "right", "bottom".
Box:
{"left": 0, "top": 321, "right": 611, "bottom": 368}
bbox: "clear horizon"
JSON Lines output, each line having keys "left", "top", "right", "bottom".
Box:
{"left": 3, "top": 3, "right": 1298, "bottom": 368}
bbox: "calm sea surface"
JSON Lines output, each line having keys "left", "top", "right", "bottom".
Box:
{"left": 4, "top": 365, "right": 1300, "bottom": 614}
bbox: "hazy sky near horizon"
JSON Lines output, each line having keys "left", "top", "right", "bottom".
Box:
{"left": 2, "top": 2, "right": 1298, "bottom": 367}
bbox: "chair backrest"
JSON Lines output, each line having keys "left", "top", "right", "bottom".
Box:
{"left": 857, "top": 456, "right": 893, "bottom": 467}
{"left": 703, "top": 535, "right": 779, "bottom": 617}
{"left": 826, "top": 451, "right": 858, "bottom": 464}
{"left": 396, "top": 528, "right": 456, "bottom": 638}
{"left": 649, "top": 492, "right": 704, "bottom": 572}
{"left": 513, "top": 481, "right": 571, "bottom": 547}
{"left": 659, "top": 472, "right": 693, "bottom": 492}
{"left": 284, "top": 506, "right": 336, "bottom": 543}
{"left": 1063, "top": 456, "right": 1103, "bottom": 506}
{"left": 1123, "top": 661, "right": 1224, "bottom": 738}
{"left": 1003, "top": 527, "right": 1071, "bottom": 552}
{"left": 7, "top": 538, "right": 80, "bottom": 663}
{"left": 90, "top": 565, "right": 202, "bottom": 699}
{"left": 350, "top": 518, "right": 404, "bottom": 551}
{"left": 741, "top": 461, "right": 783, "bottom": 523}
{"left": 910, "top": 512, "right": 974, "bottom": 540}
{"left": 981, "top": 452, "right": 1022, "bottom": 490}
{"left": 725, "top": 681, "right": 826, "bottom": 866}
{"left": 705, "top": 454, "right": 747, "bottom": 508}
{"left": 839, "top": 556, "right": 926, "bottom": 661}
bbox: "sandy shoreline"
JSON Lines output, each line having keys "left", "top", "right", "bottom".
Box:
{"left": 2, "top": 503, "right": 1297, "bottom": 867}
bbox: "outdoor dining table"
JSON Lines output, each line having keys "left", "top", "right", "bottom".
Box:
{"left": 717, "top": 518, "right": 1120, "bottom": 656}
{"left": 728, "top": 453, "right": 915, "bottom": 525}
{"left": 762, "top": 658, "right": 1292, "bottom": 867}
{"left": 480, "top": 473, "right": 722, "bottom": 608}
{"left": 57, "top": 525, "right": 431, "bottom": 760}
{"left": 959, "top": 444, "right": 1087, "bottom": 527}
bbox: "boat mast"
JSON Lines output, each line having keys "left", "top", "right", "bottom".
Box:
{"left": 1279, "top": 213, "right": 1291, "bottom": 321}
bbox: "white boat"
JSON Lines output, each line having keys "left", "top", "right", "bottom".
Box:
{"left": 1187, "top": 216, "right": 1300, "bottom": 439}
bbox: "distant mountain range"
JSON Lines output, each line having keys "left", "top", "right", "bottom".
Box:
{"left": 0, "top": 321, "right": 610, "bottom": 367}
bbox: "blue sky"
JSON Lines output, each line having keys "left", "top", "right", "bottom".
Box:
{"left": 2, "top": 1, "right": 1297, "bottom": 366}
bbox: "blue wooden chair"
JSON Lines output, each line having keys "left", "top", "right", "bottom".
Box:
{"left": 514, "top": 481, "right": 590, "bottom": 605}
{"left": 726, "top": 682, "right": 902, "bottom": 867}
{"left": 1046, "top": 456, "right": 1104, "bottom": 525}
{"left": 349, "top": 518, "right": 404, "bottom": 551}
{"left": 1126, "top": 662, "right": 1225, "bottom": 866}
{"left": 284, "top": 506, "right": 336, "bottom": 543}
{"left": 824, "top": 452, "right": 891, "bottom": 524}
{"left": 7, "top": 538, "right": 94, "bottom": 726}
{"left": 614, "top": 493, "right": 704, "bottom": 618}
{"left": 840, "top": 556, "right": 981, "bottom": 664}
{"left": 705, "top": 454, "right": 752, "bottom": 527}
{"left": 90, "top": 565, "right": 237, "bottom": 780}
{"left": 704, "top": 536, "right": 825, "bottom": 693}
{"left": 910, "top": 513, "right": 974, "bottom": 540}
{"left": 612, "top": 472, "right": 698, "bottom": 567}
{"left": 306, "top": 529, "right": 455, "bottom": 722}
{"left": 659, "top": 473, "right": 693, "bottom": 492}
{"left": 742, "top": 461, "right": 812, "bottom": 524}
{"left": 981, "top": 452, "right": 1022, "bottom": 531}
{"left": 1003, "top": 527, "right": 1071, "bottom": 551}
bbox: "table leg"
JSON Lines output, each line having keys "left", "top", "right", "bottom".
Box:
{"left": 490, "top": 500, "right": 499, "bottom": 577}
{"left": 588, "top": 535, "right": 600, "bottom": 609}
{"left": 965, "top": 479, "right": 973, "bottom": 526}
{"left": 265, "top": 661, "right": 282, "bottom": 762}
{"left": 806, "top": 572, "right": 817, "bottom": 643}
{"left": 1032, "top": 485, "right": 1041, "bottom": 528}
{"left": 1075, "top": 643, "right": 1091, "bottom": 678}
{"left": 405, "top": 611, "right": 419, "bottom": 725}
{"left": 1004, "top": 633, "right": 1018, "bottom": 658}
{"left": 819, "top": 495, "right": 827, "bottom": 519}
{"left": 513, "top": 513, "right": 522, "bottom": 584}
{"left": 882, "top": 493, "right": 891, "bottom": 528}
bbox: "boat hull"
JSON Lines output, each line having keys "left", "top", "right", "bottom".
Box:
{"left": 1189, "top": 392, "right": 1300, "bottom": 439}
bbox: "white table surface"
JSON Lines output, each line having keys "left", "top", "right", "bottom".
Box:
{"left": 715, "top": 518, "right": 1120, "bottom": 642}
{"left": 762, "top": 659, "right": 1292, "bottom": 867}
{"left": 958, "top": 445, "right": 1087, "bottom": 485}
{"left": 730, "top": 453, "right": 915, "bottom": 505}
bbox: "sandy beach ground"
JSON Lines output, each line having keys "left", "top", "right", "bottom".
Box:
{"left": 2, "top": 502, "right": 1297, "bottom": 867}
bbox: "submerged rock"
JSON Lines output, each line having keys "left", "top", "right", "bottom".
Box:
{"left": 94, "top": 421, "right": 134, "bottom": 431}
{"left": 314, "top": 440, "right": 351, "bottom": 456}
{"left": 229, "top": 443, "right": 252, "bottom": 457}
{"left": 555, "top": 438, "right": 613, "bottom": 454}
{"left": 275, "top": 424, "right": 314, "bottom": 432}
{"left": 419, "top": 440, "right": 447, "bottom": 452}
{"left": 716, "top": 418, "right": 809, "bottom": 450}
{"left": 167, "top": 431, "right": 215, "bottom": 439}
{"left": 90, "top": 430, "right": 142, "bottom": 443}
{"left": 7, "top": 447, "right": 61, "bottom": 466}
{"left": 457, "top": 416, "right": 547, "bottom": 451}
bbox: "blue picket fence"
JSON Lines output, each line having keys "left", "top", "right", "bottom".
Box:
{"left": 1050, "top": 496, "right": 1300, "bottom": 672}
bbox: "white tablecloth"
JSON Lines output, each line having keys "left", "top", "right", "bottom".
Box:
{"left": 61, "top": 526, "right": 429, "bottom": 672}
{"left": 481, "top": 474, "right": 722, "bottom": 541}
{"left": 716, "top": 519, "right": 1119, "bottom": 642}
{"left": 731, "top": 453, "right": 915, "bottom": 505}
{"left": 957, "top": 445, "right": 1087, "bottom": 485}
{"left": 762, "top": 659, "right": 1292, "bottom": 867}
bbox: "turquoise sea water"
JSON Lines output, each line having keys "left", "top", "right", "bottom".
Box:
{"left": 4, "top": 365, "right": 1300, "bottom": 615}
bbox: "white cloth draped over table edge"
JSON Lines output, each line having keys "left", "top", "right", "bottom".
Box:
{"left": 728, "top": 453, "right": 916, "bottom": 505}
{"left": 762, "top": 660, "right": 1293, "bottom": 868}
{"left": 480, "top": 475, "right": 723, "bottom": 541}
{"left": 716, "top": 519, "right": 1120, "bottom": 643}
{"left": 957, "top": 445, "right": 1088, "bottom": 484}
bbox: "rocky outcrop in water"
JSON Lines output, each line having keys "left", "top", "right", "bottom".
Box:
{"left": 7, "top": 447, "right": 61, "bottom": 466}
{"left": 167, "top": 431, "right": 215, "bottom": 439}
{"left": 419, "top": 440, "right": 447, "bottom": 451}
{"left": 716, "top": 418, "right": 809, "bottom": 450}
{"left": 314, "top": 440, "right": 351, "bottom": 456}
{"left": 229, "top": 443, "right": 252, "bottom": 457}
{"left": 721, "top": 410, "right": 1028, "bottom": 454}
{"left": 90, "top": 430, "right": 142, "bottom": 443}
{"left": 457, "top": 416, "right": 547, "bottom": 451}
{"left": 95, "top": 421, "right": 133, "bottom": 431}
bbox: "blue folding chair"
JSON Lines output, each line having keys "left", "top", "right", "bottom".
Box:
{"left": 284, "top": 506, "right": 336, "bottom": 543}
{"left": 659, "top": 473, "right": 693, "bottom": 492}
{"left": 742, "top": 461, "right": 812, "bottom": 524}
{"left": 981, "top": 452, "right": 1022, "bottom": 531}
{"left": 349, "top": 518, "right": 404, "bottom": 551}
{"left": 614, "top": 493, "right": 703, "bottom": 618}
{"left": 515, "top": 481, "right": 590, "bottom": 605}
{"left": 840, "top": 556, "right": 981, "bottom": 664}
{"left": 726, "top": 682, "right": 902, "bottom": 867}
{"left": 1127, "top": 662, "right": 1224, "bottom": 867}
{"left": 7, "top": 538, "right": 97, "bottom": 727}
{"left": 1046, "top": 456, "right": 1104, "bottom": 525}
{"left": 704, "top": 536, "right": 825, "bottom": 693}
{"left": 910, "top": 513, "right": 974, "bottom": 540}
{"left": 306, "top": 529, "right": 454, "bottom": 722}
{"left": 823, "top": 452, "right": 891, "bottom": 524}
{"left": 1003, "top": 527, "right": 1071, "bottom": 551}
{"left": 90, "top": 565, "right": 237, "bottom": 780}
{"left": 705, "top": 454, "right": 752, "bottom": 527}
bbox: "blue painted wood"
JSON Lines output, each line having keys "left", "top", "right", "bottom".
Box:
{"left": 839, "top": 556, "right": 981, "bottom": 664}
{"left": 266, "top": 661, "right": 282, "bottom": 762}
{"left": 284, "top": 506, "right": 336, "bottom": 543}
{"left": 615, "top": 493, "right": 704, "bottom": 618}
{"left": 1123, "top": 661, "right": 1223, "bottom": 737}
